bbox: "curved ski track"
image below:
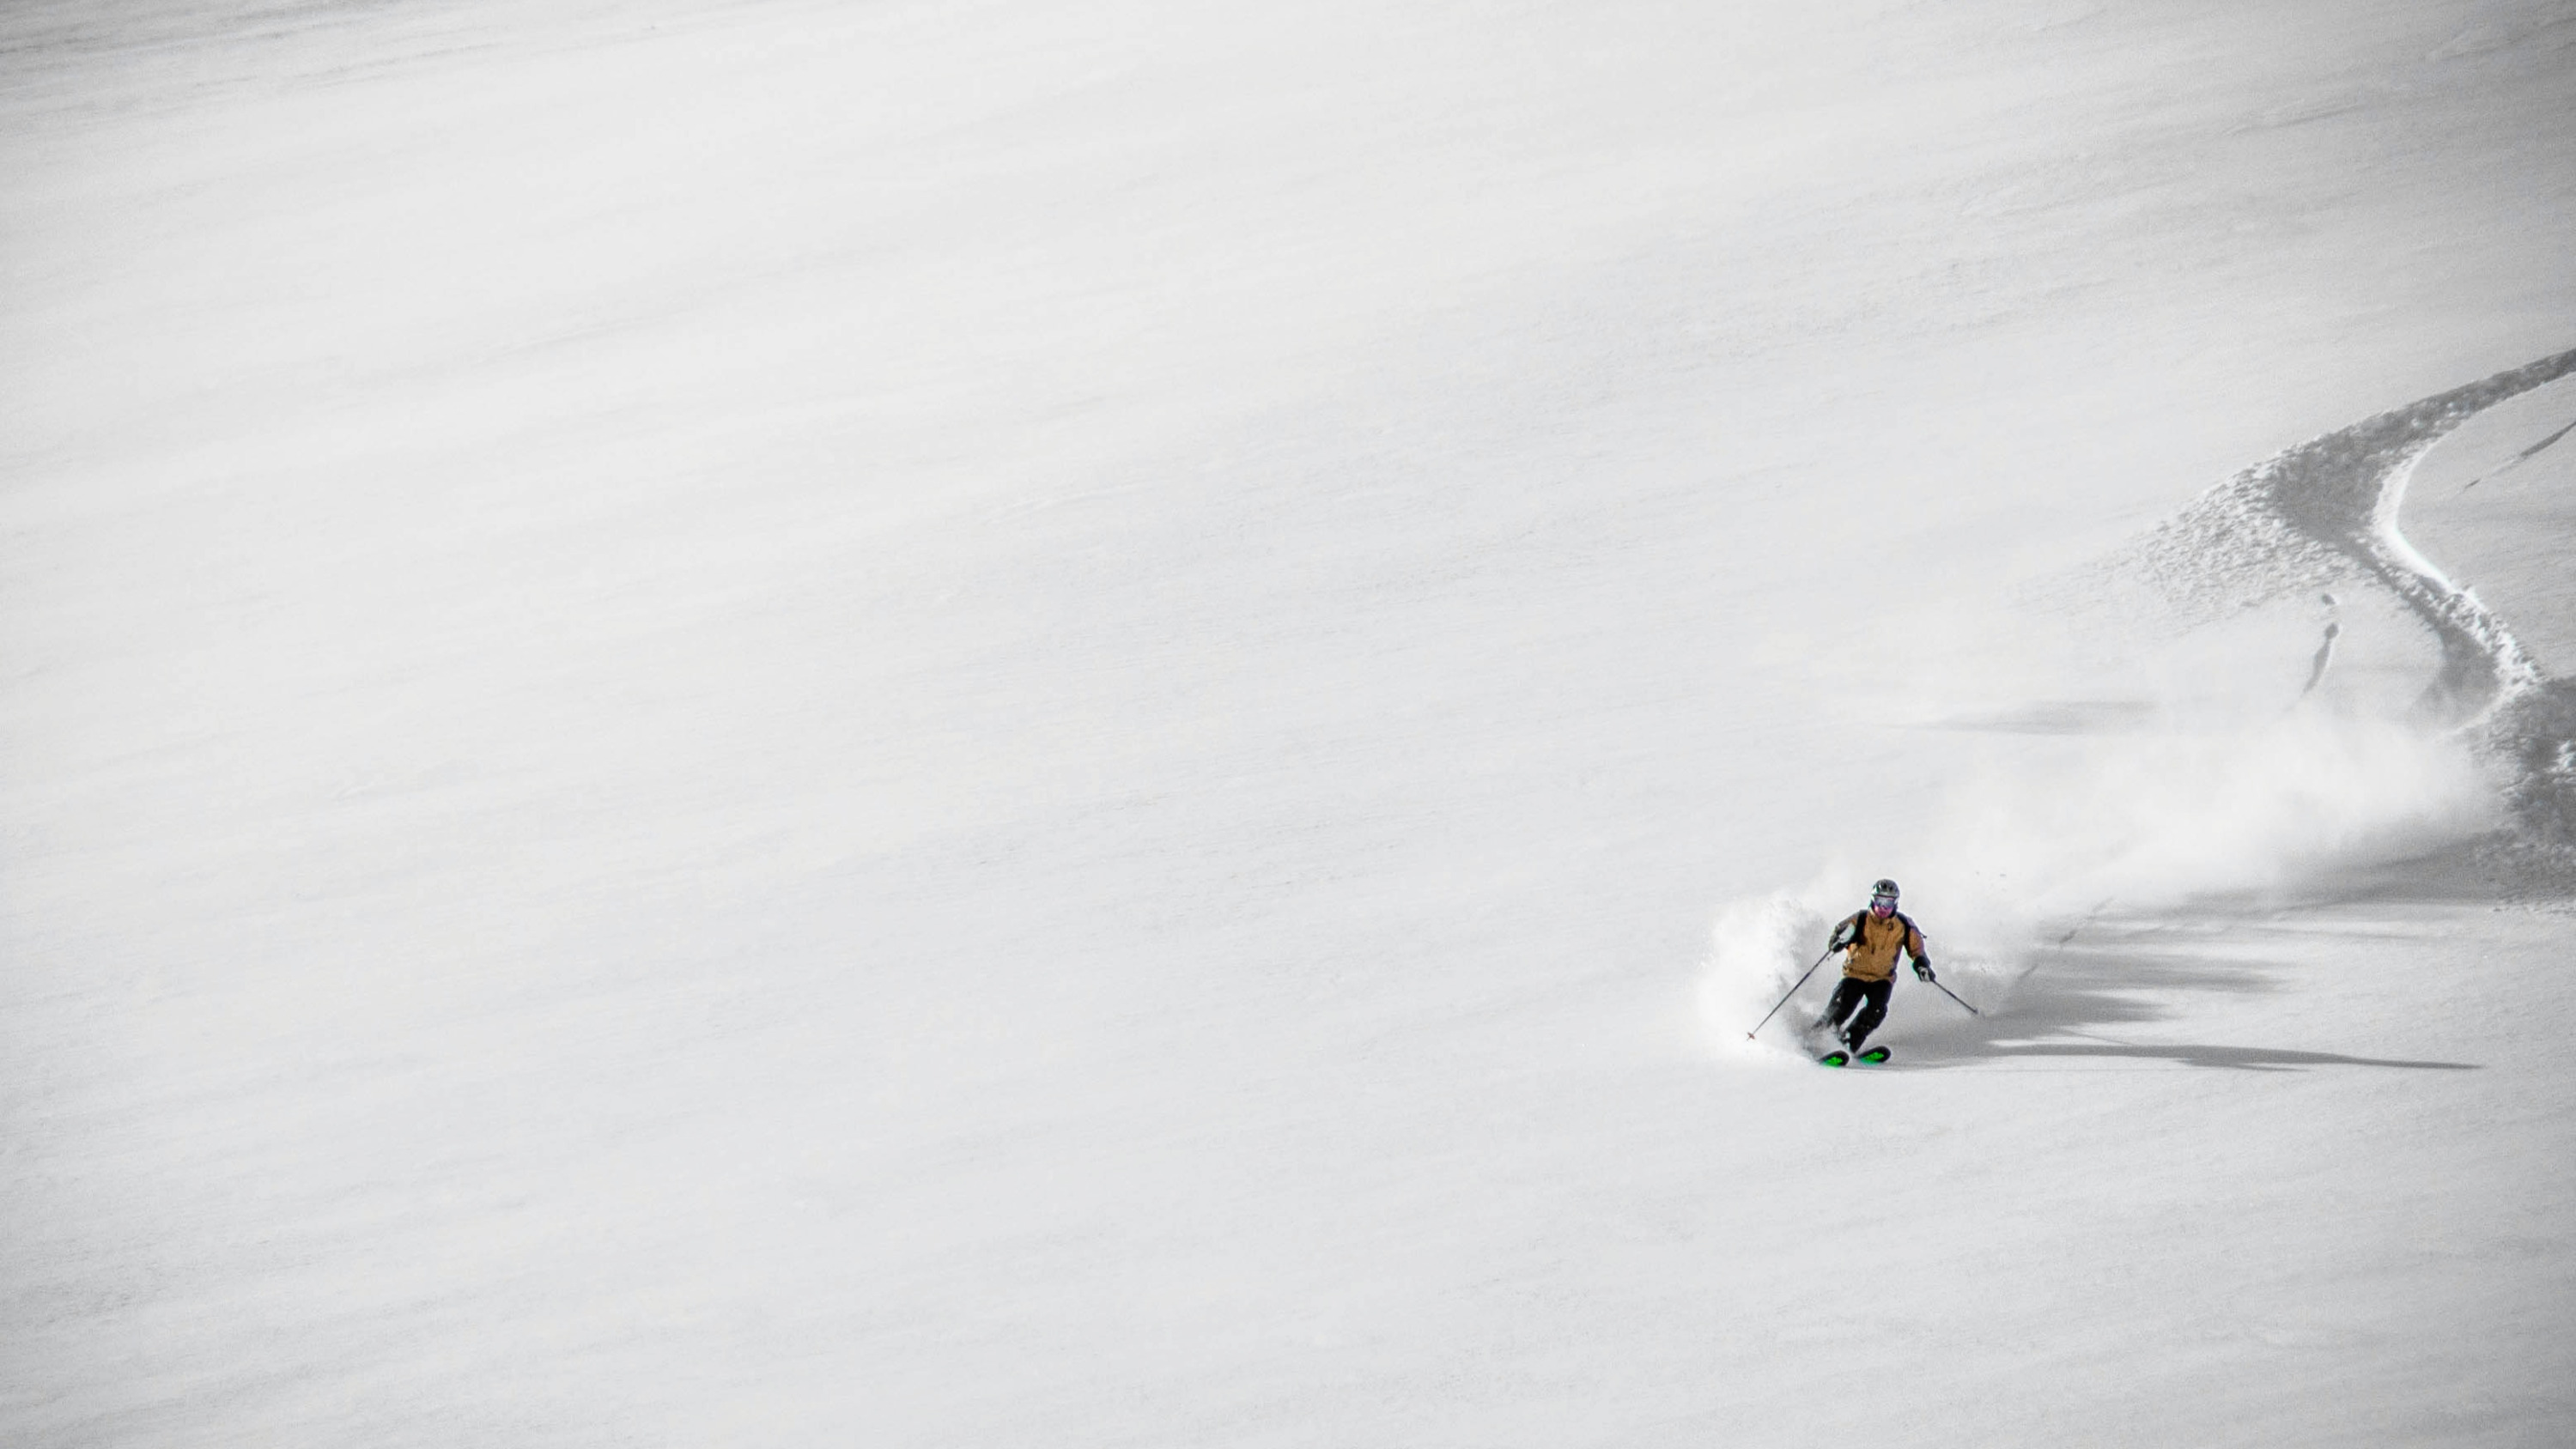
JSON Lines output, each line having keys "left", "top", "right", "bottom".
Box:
{"left": 2124, "top": 346, "right": 2576, "bottom": 849}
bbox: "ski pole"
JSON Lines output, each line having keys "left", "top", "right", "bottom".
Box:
{"left": 1746, "top": 948, "right": 1838, "bottom": 1040}
{"left": 1927, "top": 978, "right": 1981, "bottom": 1016}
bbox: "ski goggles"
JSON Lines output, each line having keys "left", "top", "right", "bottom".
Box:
{"left": 1869, "top": 894, "right": 1899, "bottom": 912}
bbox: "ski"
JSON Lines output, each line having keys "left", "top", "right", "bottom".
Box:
{"left": 1856, "top": 1046, "right": 1892, "bottom": 1064}
{"left": 1817, "top": 1050, "right": 1850, "bottom": 1068}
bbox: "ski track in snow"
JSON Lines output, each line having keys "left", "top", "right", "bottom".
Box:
{"left": 2123, "top": 347, "right": 2576, "bottom": 847}
{"left": 2129, "top": 348, "right": 2575, "bottom": 723}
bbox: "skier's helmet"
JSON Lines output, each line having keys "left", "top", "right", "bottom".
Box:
{"left": 1868, "top": 879, "right": 1900, "bottom": 915}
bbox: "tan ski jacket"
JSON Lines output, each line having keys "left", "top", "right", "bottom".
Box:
{"left": 1833, "top": 909, "right": 1929, "bottom": 982}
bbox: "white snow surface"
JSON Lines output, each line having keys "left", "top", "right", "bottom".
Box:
{"left": 5, "top": 1, "right": 2575, "bottom": 1444}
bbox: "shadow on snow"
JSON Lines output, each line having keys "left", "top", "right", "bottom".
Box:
{"left": 1884, "top": 907, "right": 2480, "bottom": 1073}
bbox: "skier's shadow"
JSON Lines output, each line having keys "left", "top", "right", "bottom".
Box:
{"left": 1891, "top": 917, "right": 2480, "bottom": 1072}
{"left": 1965, "top": 1040, "right": 2474, "bottom": 1072}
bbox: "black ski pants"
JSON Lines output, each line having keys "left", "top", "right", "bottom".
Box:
{"left": 1820, "top": 977, "right": 1893, "bottom": 1048}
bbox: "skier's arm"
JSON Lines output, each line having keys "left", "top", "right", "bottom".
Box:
{"left": 1907, "top": 924, "right": 1935, "bottom": 981}
{"left": 1827, "top": 913, "right": 1861, "bottom": 952}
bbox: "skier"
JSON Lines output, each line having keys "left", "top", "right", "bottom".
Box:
{"left": 1817, "top": 878, "right": 1935, "bottom": 1056}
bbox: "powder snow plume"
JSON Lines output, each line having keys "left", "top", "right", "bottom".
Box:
{"left": 1698, "top": 879, "right": 1842, "bottom": 1061}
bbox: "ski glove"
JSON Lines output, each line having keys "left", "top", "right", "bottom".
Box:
{"left": 1913, "top": 960, "right": 1936, "bottom": 982}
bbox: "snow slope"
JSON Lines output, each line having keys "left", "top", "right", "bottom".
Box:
{"left": 4, "top": 1, "right": 2574, "bottom": 1445}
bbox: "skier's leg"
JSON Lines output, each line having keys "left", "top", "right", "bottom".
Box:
{"left": 1818, "top": 979, "right": 1862, "bottom": 1030}
{"left": 1844, "top": 979, "right": 1894, "bottom": 1048}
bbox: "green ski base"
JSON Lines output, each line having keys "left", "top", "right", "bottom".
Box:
{"left": 1818, "top": 1046, "right": 1893, "bottom": 1068}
